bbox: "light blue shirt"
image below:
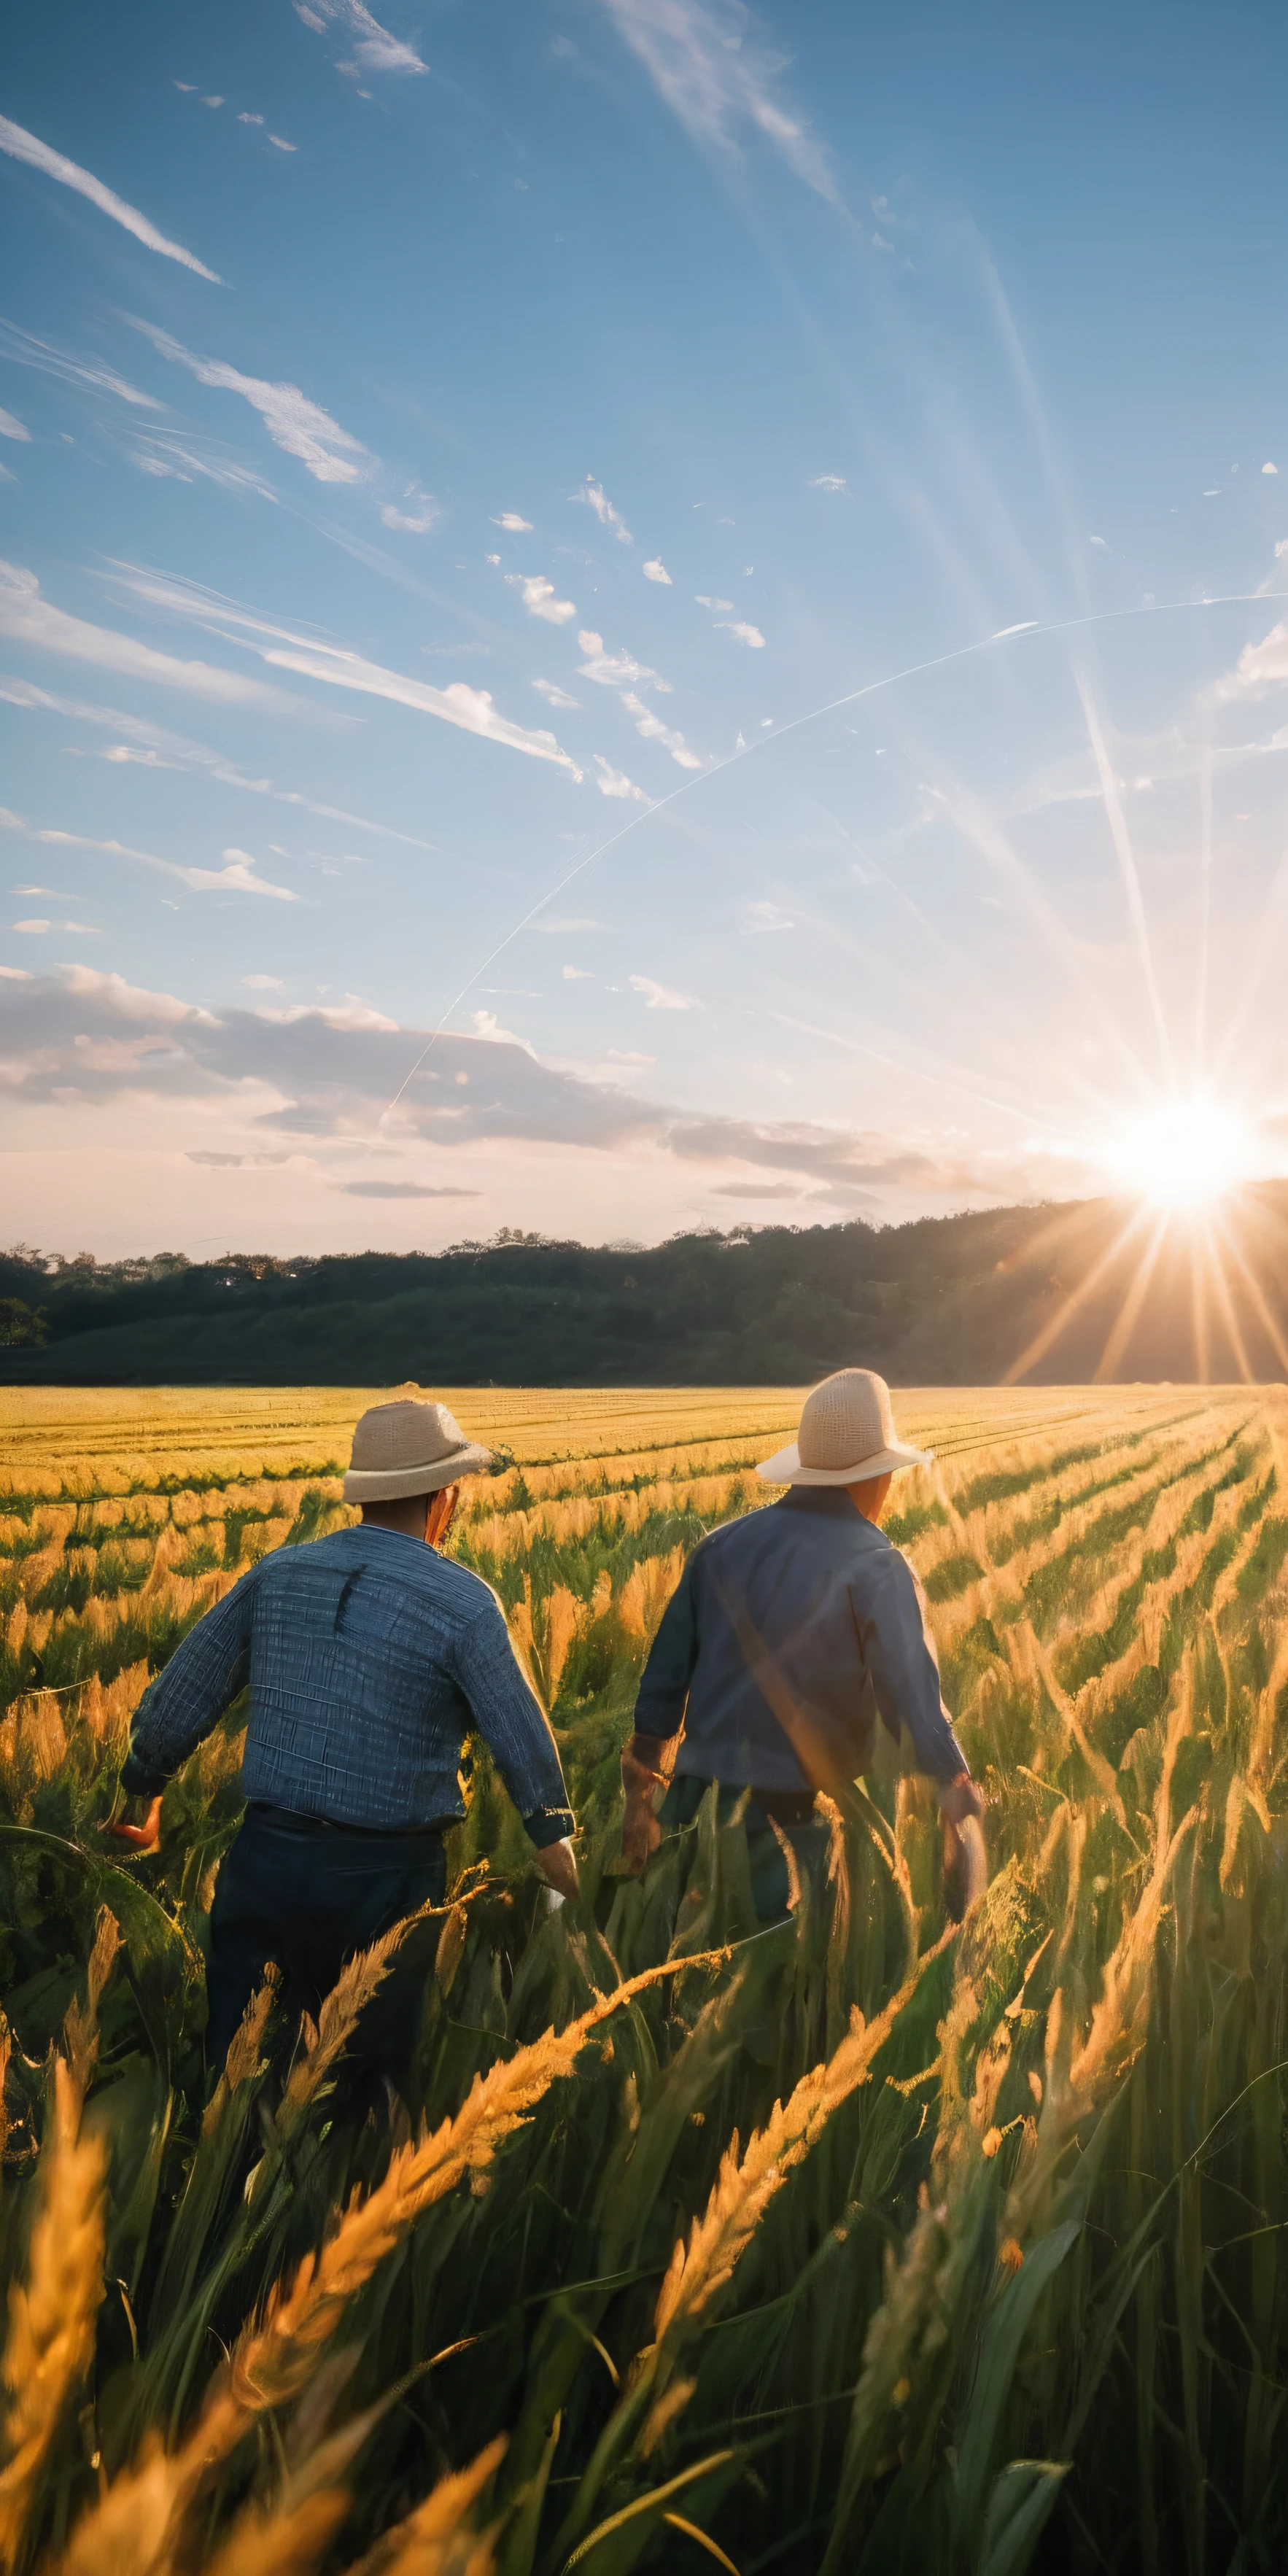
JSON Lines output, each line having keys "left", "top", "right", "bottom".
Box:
{"left": 123, "top": 1524, "right": 573, "bottom": 1842}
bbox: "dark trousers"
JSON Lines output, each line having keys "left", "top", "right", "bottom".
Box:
{"left": 206, "top": 1804, "right": 446, "bottom": 2090}
{"left": 659, "top": 1776, "right": 829, "bottom": 1923}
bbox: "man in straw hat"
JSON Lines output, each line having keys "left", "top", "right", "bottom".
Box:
{"left": 115, "top": 1397, "right": 578, "bottom": 2084}
{"left": 621, "top": 1367, "right": 986, "bottom": 1917}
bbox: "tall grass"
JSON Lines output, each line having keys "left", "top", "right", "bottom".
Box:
{"left": 0, "top": 1386, "right": 1286, "bottom": 2569}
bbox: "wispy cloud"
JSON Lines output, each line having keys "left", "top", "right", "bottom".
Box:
{"left": 741, "top": 899, "right": 794, "bottom": 931}
{"left": 128, "top": 319, "right": 371, "bottom": 485}
{"left": 0, "top": 403, "right": 30, "bottom": 442}
{"left": 292, "top": 0, "right": 427, "bottom": 77}
{"left": 619, "top": 688, "right": 702, "bottom": 769}
{"left": 492, "top": 511, "right": 533, "bottom": 530}
{"left": 341, "top": 1179, "right": 480, "bottom": 1197}
{"left": 629, "top": 971, "right": 699, "bottom": 1008}
{"left": 577, "top": 626, "right": 665, "bottom": 687}
{"left": 0, "top": 559, "right": 285, "bottom": 707}
{"left": 581, "top": 474, "right": 633, "bottom": 543}
{"left": 532, "top": 677, "right": 581, "bottom": 707}
{"left": 112, "top": 564, "right": 585, "bottom": 775}
{"left": 128, "top": 427, "right": 278, "bottom": 500}
{"left": 0, "top": 114, "right": 221, "bottom": 280}
{"left": 808, "top": 473, "right": 847, "bottom": 493}
{"left": 716, "top": 617, "right": 765, "bottom": 646}
{"left": 0, "top": 317, "right": 161, "bottom": 409}
{"left": 0, "top": 807, "right": 298, "bottom": 899}
{"left": 594, "top": 756, "right": 648, "bottom": 800}
{"left": 269, "top": 134, "right": 299, "bottom": 152}
{"left": 643, "top": 557, "right": 672, "bottom": 583}
{"left": 695, "top": 593, "right": 732, "bottom": 610}
{"left": 380, "top": 479, "right": 441, "bottom": 532}
{"left": 0, "top": 676, "right": 445, "bottom": 849}
{"left": 597, "top": 0, "right": 841, "bottom": 208}
{"left": 505, "top": 572, "right": 577, "bottom": 624}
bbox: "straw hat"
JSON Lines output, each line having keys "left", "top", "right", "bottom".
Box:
{"left": 342, "top": 1398, "right": 492, "bottom": 1502}
{"left": 756, "top": 1368, "right": 933, "bottom": 1487}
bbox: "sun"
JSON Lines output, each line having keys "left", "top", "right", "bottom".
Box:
{"left": 1106, "top": 1094, "right": 1255, "bottom": 1212}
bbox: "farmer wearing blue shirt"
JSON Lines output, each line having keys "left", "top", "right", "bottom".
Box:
{"left": 621, "top": 1369, "right": 987, "bottom": 1918}
{"left": 115, "top": 1398, "right": 577, "bottom": 2079}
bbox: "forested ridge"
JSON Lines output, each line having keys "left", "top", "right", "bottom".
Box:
{"left": 4, "top": 1184, "right": 1287, "bottom": 1384}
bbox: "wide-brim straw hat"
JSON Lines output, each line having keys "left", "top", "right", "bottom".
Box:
{"left": 342, "top": 1398, "right": 492, "bottom": 1502}
{"left": 757, "top": 1367, "right": 933, "bottom": 1487}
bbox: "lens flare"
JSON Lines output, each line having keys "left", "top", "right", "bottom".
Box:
{"left": 1106, "top": 1095, "right": 1254, "bottom": 1211}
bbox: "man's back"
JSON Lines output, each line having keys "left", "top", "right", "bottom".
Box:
{"left": 128, "top": 1521, "right": 571, "bottom": 1834}
{"left": 635, "top": 1489, "right": 969, "bottom": 1792}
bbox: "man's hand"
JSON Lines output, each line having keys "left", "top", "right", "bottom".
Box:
{"left": 535, "top": 1836, "right": 579, "bottom": 1904}
{"left": 105, "top": 1793, "right": 163, "bottom": 1853}
{"left": 939, "top": 1773, "right": 988, "bottom": 1914}
{"left": 621, "top": 1737, "right": 671, "bottom": 1875}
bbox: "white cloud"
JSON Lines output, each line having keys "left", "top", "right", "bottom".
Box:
{"left": 619, "top": 688, "right": 702, "bottom": 769}
{"left": 112, "top": 562, "right": 586, "bottom": 775}
{"left": 1, "top": 807, "right": 298, "bottom": 900}
{"left": 562, "top": 963, "right": 592, "bottom": 979}
{"left": 128, "top": 430, "right": 278, "bottom": 501}
{"left": 0, "top": 318, "right": 162, "bottom": 411}
{"left": 532, "top": 678, "right": 581, "bottom": 707}
{"left": 269, "top": 134, "right": 298, "bottom": 152}
{"left": 599, "top": 0, "right": 839, "bottom": 205}
{"left": 0, "top": 113, "right": 221, "bottom": 281}
{"left": 594, "top": 756, "right": 648, "bottom": 801}
{"left": 0, "top": 559, "right": 284, "bottom": 707}
{"left": 0, "top": 966, "right": 32, "bottom": 979}
{"left": 695, "top": 594, "right": 732, "bottom": 610}
{"left": 243, "top": 973, "right": 284, "bottom": 989}
{"left": 0, "top": 406, "right": 30, "bottom": 442}
{"left": 291, "top": 0, "right": 427, "bottom": 75}
{"left": 808, "top": 474, "right": 847, "bottom": 493}
{"left": 492, "top": 511, "right": 534, "bottom": 531}
{"left": 0, "top": 675, "right": 442, "bottom": 850}
{"left": 505, "top": 573, "right": 577, "bottom": 624}
{"left": 742, "top": 899, "right": 794, "bottom": 932}
{"left": 716, "top": 618, "right": 765, "bottom": 648}
{"left": 629, "top": 971, "right": 699, "bottom": 1009}
{"left": 12, "top": 919, "right": 50, "bottom": 934}
{"left": 581, "top": 476, "right": 633, "bottom": 543}
{"left": 238, "top": 112, "right": 265, "bottom": 125}
{"left": 174, "top": 82, "right": 198, "bottom": 92}
{"left": 380, "top": 481, "right": 442, "bottom": 533}
{"left": 643, "top": 558, "right": 672, "bottom": 583}
{"left": 128, "top": 320, "right": 371, "bottom": 486}
{"left": 203, "top": 96, "right": 225, "bottom": 109}
{"left": 1264, "top": 462, "right": 1279, "bottom": 476}
{"left": 1218, "top": 622, "right": 1288, "bottom": 697}
{"left": 577, "top": 627, "right": 664, "bottom": 687}
{"left": 1090, "top": 534, "right": 1107, "bottom": 547}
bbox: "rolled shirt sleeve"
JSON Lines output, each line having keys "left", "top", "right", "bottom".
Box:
{"left": 453, "top": 1593, "right": 575, "bottom": 1846}
{"left": 857, "top": 1549, "right": 970, "bottom": 1785}
{"left": 123, "top": 1568, "right": 259, "bottom": 1795}
{"left": 632, "top": 1559, "right": 699, "bottom": 1742}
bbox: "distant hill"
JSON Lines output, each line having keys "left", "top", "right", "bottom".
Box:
{"left": 3, "top": 1188, "right": 1288, "bottom": 1386}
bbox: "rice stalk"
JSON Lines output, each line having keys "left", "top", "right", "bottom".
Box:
{"left": 0, "top": 2061, "right": 106, "bottom": 2568}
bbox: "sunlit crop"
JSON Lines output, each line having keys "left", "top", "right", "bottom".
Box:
{"left": 1, "top": 1378, "right": 1287, "bottom": 2570}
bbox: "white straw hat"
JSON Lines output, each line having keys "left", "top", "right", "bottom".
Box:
{"left": 756, "top": 1368, "right": 933, "bottom": 1487}
{"left": 342, "top": 1398, "right": 492, "bottom": 1502}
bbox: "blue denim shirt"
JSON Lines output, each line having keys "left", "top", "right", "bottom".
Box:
{"left": 633, "top": 1489, "right": 971, "bottom": 1793}
{"left": 123, "top": 1524, "right": 573, "bottom": 1844}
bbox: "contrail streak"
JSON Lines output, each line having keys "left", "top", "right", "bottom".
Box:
{"left": 382, "top": 588, "right": 1284, "bottom": 1123}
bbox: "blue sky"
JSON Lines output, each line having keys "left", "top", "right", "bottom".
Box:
{"left": 3, "top": 0, "right": 1287, "bottom": 1258}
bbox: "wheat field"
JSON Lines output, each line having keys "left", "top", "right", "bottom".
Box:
{"left": 1, "top": 1379, "right": 1287, "bottom": 2573}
